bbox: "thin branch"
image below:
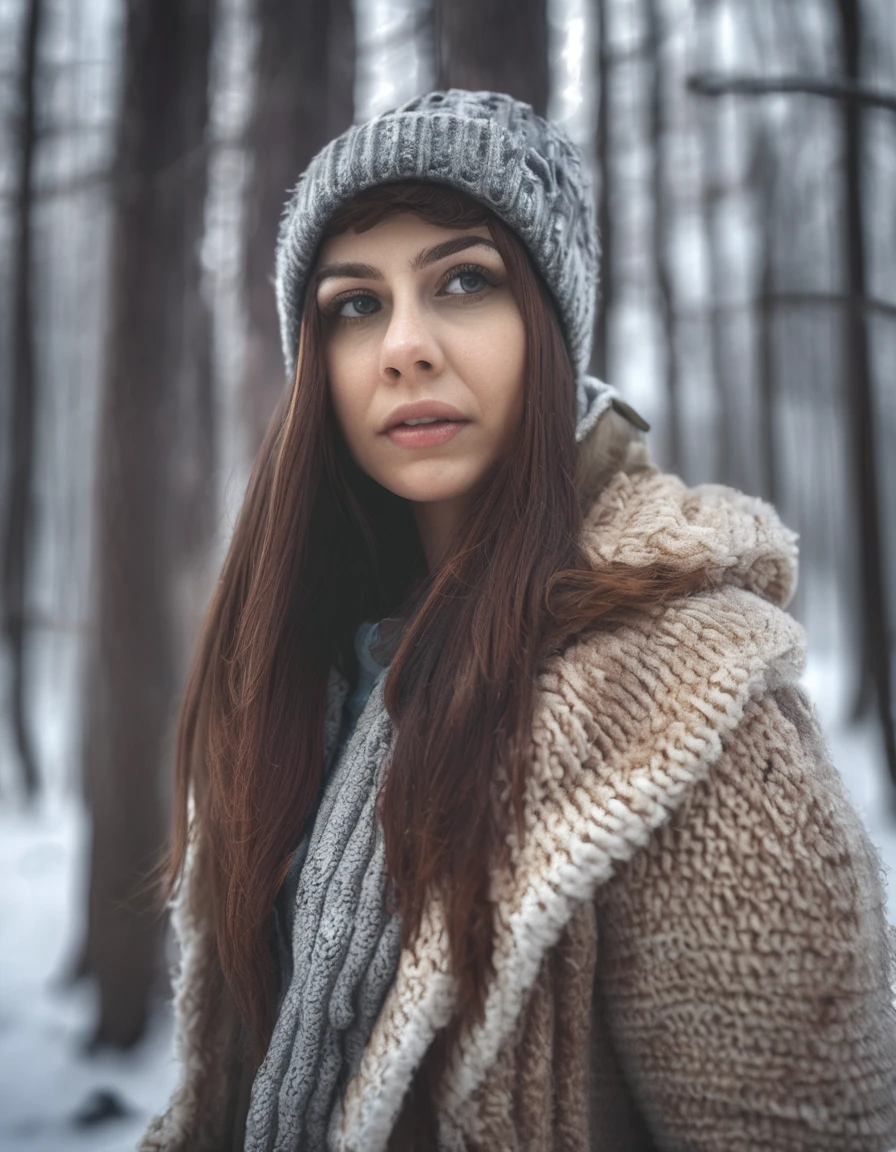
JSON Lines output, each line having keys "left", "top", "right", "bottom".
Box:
{"left": 0, "top": 57, "right": 106, "bottom": 81}
{"left": 0, "top": 131, "right": 247, "bottom": 204}
{"left": 763, "top": 290, "right": 896, "bottom": 321}
{"left": 4, "top": 608, "right": 90, "bottom": 635}
{"left": 673, "top": 291, "right": 896, "bottom": 324}
{"left": 0, "top": 168, "right": 112, "bottom": 201}
{"left": 35, "top": 119, "right": 114, "bottom": 140}
{"left": 687, "top": 71, "right": 896, "bottom": 114}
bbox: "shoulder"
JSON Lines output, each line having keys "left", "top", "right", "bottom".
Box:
{"left": 580, "top": 465, "right": 800, "bottom": 608}
{"left": 534, "top": 581, "right": 808, "bottom": 821}
{"left": 595, "top": 681, "right": 896, "bottom": 1146}
{"left": 600, "top": 681, "right": 890, "bottom": 925}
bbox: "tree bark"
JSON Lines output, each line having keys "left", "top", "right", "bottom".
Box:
{"left": 644, "top": 0, "right": 682, "bottom": 474}
{"left": 240, "top": 0, "right": 355, "bottom": 459}
{"left": 3, "top": 0, "right": 43, "bottom": 801}
{"left": 755, "top": 138, "right": 778, "bottom": 506}
{"left": 695, "top": 3, "right": 739, "bottom": 489}
{"left": 82, "top": 0, "right": 216, "bottom": 1048}
{"left": 835, "top": 0, "right": 896, "bottom": 790}
{"left": 591, "top": 0, "right": 612, "bottom": 382}
{"left": 433, "top": 0, "right": 548, "bottom": 117}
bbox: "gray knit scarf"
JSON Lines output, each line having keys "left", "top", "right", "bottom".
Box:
{"left": 243, "top": 669, "right": 402, "bottom": 1152}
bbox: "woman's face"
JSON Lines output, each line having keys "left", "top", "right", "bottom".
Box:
{"left": 315, "top": 213, "right": 526, "bottom": 519}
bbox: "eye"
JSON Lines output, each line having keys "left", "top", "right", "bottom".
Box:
{"left": 441, "top": 265, "right": 492, "bottom": 296}
{"left": 333, "top": 293, "right": 380, "bottom": 319}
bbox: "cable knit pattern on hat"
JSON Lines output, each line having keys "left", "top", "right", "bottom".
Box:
{"left": 139, "top": 415, "right": 896, "bottom": 1152}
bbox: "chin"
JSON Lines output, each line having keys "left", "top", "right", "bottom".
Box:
{"left": 379, "top": 465, "right": 483, "bottom": 507}
{"left": 392, "top": 482, "right": 477, "bottom": 506}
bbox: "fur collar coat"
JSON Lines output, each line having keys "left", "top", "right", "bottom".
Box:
{"left": 140, "top": 408, "right": 896, "bottom": 1151}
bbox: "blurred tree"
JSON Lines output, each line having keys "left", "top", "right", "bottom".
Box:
{"left": 80, "top": 0, "right": 216, "bottom": 1048}
{"left": 754, "top": 131, "right": 778, "bottom": 506}
{"left": 240, "top": 0, "right": 356, "bottom": 459}
{"left": 695, "top": 3, "right": 741, "bottom": 491}
{"left": 836, "top": 0, "right": 896, "bottom": 783}
{"left": 432, "top": 0, "right": 548, "bottom": 117}
{"left": 644, "top": 0, "right": 682, "bottom": 474}
{"left": 686, "top": 0, "right": 896, "bottom": 792}
{"left": 3, "top": 0, "right": 43, "bottom": 801}
{"left": 592, "top": 0, "right": 613, "bottom": 382}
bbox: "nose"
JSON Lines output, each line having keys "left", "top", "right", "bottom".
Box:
{"left": 379, "top": 293, "right": 445, "bottom": 382}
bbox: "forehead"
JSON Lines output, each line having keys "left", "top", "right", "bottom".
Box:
{"left": 316, "top": 213, "right": 495, "bottom": 265}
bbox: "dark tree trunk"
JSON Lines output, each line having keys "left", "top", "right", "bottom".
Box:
{"left": 644, "top": 0, "right": 681, "bottom": 474}
{"left": 591, "top": 0, "right": 612, "bottom": 382}
{"left": 240, "top": 0, "right": 355, "bottom": 459}
{"left": 433, "top": 0, "right": 548, "bottom": 117}
{"left": 695, "top": 6, "right": 738, "bottom": 489}
{"left": 755, "top": 136, "right": 778, "bottom": 506}
{"left": 836, "top": 0, "right": 896, "bottom": 789}
{"left": 3, "top": 0, "right": 43, "bottom": 801}
{"left": 82, "top": 0, "right": 216, "bottom": 1049}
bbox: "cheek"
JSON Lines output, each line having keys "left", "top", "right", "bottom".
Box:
{"left": 326, "top": 348, "right": 367, "bottom": 449}
{"left": 482, "top": 314, "right": 526, "bottom": 428}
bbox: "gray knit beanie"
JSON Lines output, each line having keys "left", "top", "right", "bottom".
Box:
{"left": 274, "top": 89, "right": 627, "bottom": 442}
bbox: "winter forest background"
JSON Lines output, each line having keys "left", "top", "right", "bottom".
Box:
{"left": 0, "top": 0, "right": 895, "bottom": 1148}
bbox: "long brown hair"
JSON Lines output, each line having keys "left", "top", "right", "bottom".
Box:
{"left": 158, "top": 181, "right": 711, "bottom": 1083}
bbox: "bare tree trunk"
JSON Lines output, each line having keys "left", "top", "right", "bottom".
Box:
{"left": 326, "top": 0, "right": 355, "bottom": 142}
{"left": 591, "top": 0, "right": 612, "bottom": 382}
{"left": 240, "top": 0, "right": 355, "bottom": 459}
{"left": 836, "top": 0, "right": 896, "bottom": 790}
{"left": 3, "top": 0, "right": 43, "bottom": 801}
{"left": 433, "top": 0, "right": 548, "bottom": 117}
{"left": 82, "top": 0, "right": 215, "bottom": 1049}
{"left": 755, "top": 135, "right": 778, "bottom": 506}
{"left": 695, "top": 4, "right": 738, "bottom": 489}
{"left": 644, "top": 0, "right": 682, "bottom": 474}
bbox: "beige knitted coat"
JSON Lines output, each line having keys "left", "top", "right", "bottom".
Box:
{"left": 141, "top": 410, "right": 896, "bottom": 1152}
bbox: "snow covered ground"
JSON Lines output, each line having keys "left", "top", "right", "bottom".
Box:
{"left": 0, "top": 655, "right": 894, "bottom": 1152}
{"left": 0, "top": 794, "right": 177, "bottom": 1152}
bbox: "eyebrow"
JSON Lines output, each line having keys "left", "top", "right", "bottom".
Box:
{"left": 314, "top": 235, "right": 499, "bottom": 288}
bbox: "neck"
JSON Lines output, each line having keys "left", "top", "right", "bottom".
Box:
{"left": 411, "top": 496, "right": 473, "bottom": 571}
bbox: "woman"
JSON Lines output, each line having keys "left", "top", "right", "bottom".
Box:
{"left": 141, "top": 91, "right": 896, "bottom": 1151}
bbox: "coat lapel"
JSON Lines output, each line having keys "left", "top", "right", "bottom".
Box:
{"left": 337, "top": 466, "right": 803, "bottom": 1152}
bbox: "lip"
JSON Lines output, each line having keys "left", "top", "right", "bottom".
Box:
{"left": 380, "top": 401, "right": 468, "bottom": 433}
{"left": 386, "top": 420, "right": 467, "bottom": 449}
